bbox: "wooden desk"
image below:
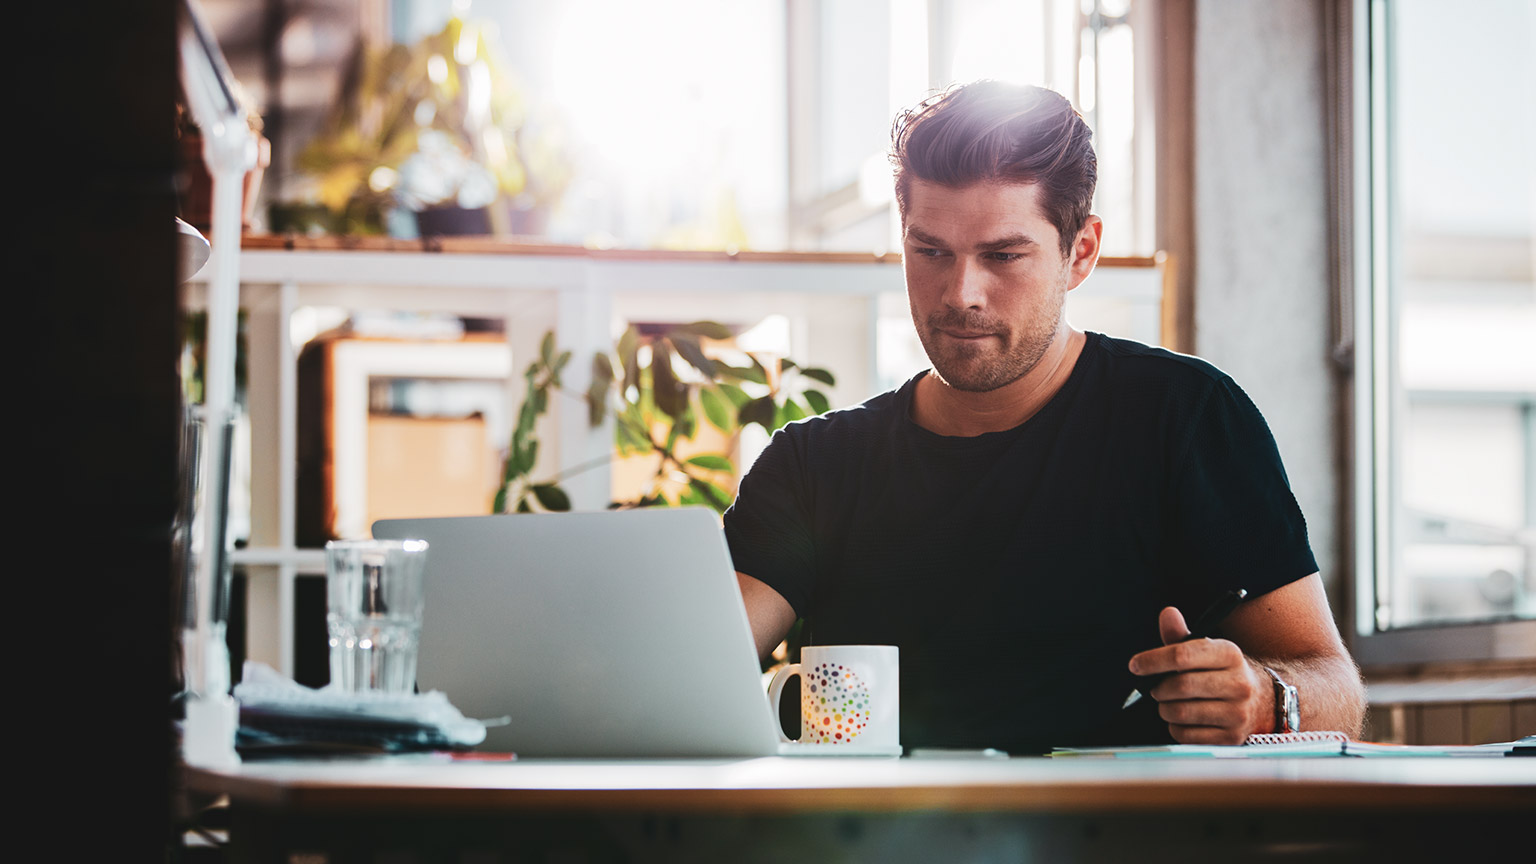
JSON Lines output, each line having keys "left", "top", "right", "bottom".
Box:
{"left": 186, "top": 755, "right": 1533, "bottom": 862}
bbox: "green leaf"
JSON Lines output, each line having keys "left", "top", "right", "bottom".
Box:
{"left": 591, "top": 352, "right": 616, "bottom": 384}
{"left": 740, "top": 395, "right": 776, "bottom": 431}
{"left": 586, "top": 355, "right": 613, "bottom": 427}
{"left": 804, "top": 389, "right": 830, "bottom": 415}
{"left": 502, "top": 439, "right": 521, "bottom": 482}
{"left": 780, "top": 399, "right": 807, "bottom": 424}
{"left": 531, "top": 483, "right": 571, "bottom": 512}
{"left": 506, "top": 439, "right": 527, "bottom": 477}
{"left": 553, "top": 349, "right": 573, "bottom": 377}
{"left": 521, "top": 440, "right": 538, "bottom": 474}
{"left": 699, "top": 386, "right": 732, "bottom": 431}
{"left": 669, "top": 334, "right": 717, "bottom": 378}
{"left": 651, "top": 341, "right": 686, "bottom": 419}
{"left": 624, "top": 399, "right": 650, "bottom": 432}
{"left": 686, "top": 454, "right": 735, "bottom": 473}
{"left": 718, "top": 382, "right": 751, "bottom": 408}
{"left": 674, "top": 409, "right": 696, "bottom": 442}
{"left": 492, "top": 485, "right": 508, "bottom": 514}
{"left": 613, "top": 414, "right": 648, "bottom": 453}
{"left": 800, "top": 366, "right": 836, "bottom": 386}
{"left": 687, "top": 477, "right": 733, "bottom": 513}
{"left": 663, "top": 405, "right": 697, "bottom": 451}
{"left": 618, "top": 326, "right": 640, "bottom": 395}
{"left": 779, "top": 357, "right": 798, "bottom": 371}
{"left": 540, "top": 331, "right": 555, "bottom": 365}
{"left": 586, "top": 385, "right": 607, "bottom": 427}
{"left": 517, "top": 399, "right": 538, "bottom": 435}
{"left": 717, "top": 362, "right": 767, "bottom": 385}
{"left": 674, "top": 320, "right": 733, "bottom": 340}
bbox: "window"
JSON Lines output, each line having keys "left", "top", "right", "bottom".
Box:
{"left": 1353, "top": 0, "right": 1536, "bottom": 664}
{"left": 787, "top": 0, "right": 1151, "bottom": 256}
{"left": 387, "top": 0, "right": 1152, "bottom": 255}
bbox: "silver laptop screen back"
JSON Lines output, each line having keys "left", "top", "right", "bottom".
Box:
{"left": 373, "top": 509, "right": 780, "bottom": 757}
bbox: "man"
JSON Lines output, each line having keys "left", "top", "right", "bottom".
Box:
{"left": 724, "top": 81, "right": 1365, "bottom": 753}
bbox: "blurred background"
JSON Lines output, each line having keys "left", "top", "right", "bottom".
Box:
{"left": 181, "top": 0, "right": 1532, "bottom": 644}
{"left": 186, "top": 0, "right": 1153, "bottom": 256}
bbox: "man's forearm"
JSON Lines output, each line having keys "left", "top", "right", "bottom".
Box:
{"left": 1251, "top": 651, "right": 1366, "bottom": 738}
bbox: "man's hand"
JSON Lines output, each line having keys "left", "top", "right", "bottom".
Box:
{"left": 1128, "top": 606, "right": 1273, "bottom": 745}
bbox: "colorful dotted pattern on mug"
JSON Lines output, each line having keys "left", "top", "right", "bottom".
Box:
{"left": 801, "top": 662, "right": 871, "bottom": 743}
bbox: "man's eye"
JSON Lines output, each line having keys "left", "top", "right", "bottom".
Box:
{"left": 987, "top": 252, "right": 1024, "bottom": 263}
{"left": 915, "top": 247, "right": 947, "bottom": 258}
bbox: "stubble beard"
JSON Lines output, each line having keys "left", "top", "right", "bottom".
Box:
{"left": 914, "top": 274, "right": 1069, "bottom": 394}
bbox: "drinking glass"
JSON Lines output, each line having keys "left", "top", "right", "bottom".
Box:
{"left": 325, "top": 539, "right": 430, "bottom": 693}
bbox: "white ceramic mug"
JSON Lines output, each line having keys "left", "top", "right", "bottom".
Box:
{"left": 768, "top": 645, "right": 899, "bottom": 751}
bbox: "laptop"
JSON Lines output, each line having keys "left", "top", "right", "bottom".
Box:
{"left": 374, "top": 508, "right": 881, "bottom": 758}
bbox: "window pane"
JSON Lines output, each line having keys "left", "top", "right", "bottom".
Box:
{"left": 1374, "top": 0, "right": 1536, "bottom": 630}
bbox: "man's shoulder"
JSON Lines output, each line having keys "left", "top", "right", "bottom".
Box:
{"left": 1082, "top": 333, "right": 1241, "bottom": 411}
{"left": 1083, "top": 334, "right": 1274, "bottom": 435}
{"left": 1088, "top": 333, "right": 1231, "bottom": 386}
{"left": 774, "top": 376, "right": 913, "bottom": 441}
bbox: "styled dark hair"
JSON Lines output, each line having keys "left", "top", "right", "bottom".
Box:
{"left": 891, "top": 81, "right": 1097, "bottom": 255}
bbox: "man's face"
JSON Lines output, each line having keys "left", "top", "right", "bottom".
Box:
{"left": 902, "top": 180, "right": 1095, "bottom": 393}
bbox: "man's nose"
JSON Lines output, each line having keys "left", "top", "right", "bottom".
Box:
{"left": 942, "top": 258, "right": 987, "bottom": 310}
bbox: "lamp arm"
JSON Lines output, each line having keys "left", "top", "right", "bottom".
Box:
{"left": 176, "top": 0, "right": 254, "bottom": 769}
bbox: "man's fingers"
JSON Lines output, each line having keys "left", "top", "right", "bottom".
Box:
{"left": 1167, "top": 722, "right": 1249, "bottom": 746}
{"left": 1157, "top": 696, "right": 1251, "bottom": 732}
{"left": 1130, "top": 636, "right": 1244, "bottom": 677}
{"left": 1158, "top": 605, "right": 1190, "bottom": 645}
{"left": 1149, "top": 667, "right": 1257, "bottom": 704}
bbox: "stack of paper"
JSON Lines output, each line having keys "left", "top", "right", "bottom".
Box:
{"left": 230, "top": 661, "right": 494, "bottom": 756}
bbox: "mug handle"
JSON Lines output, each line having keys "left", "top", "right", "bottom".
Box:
{"left": 765, "top": 662, "right": 801, "bottom": 744}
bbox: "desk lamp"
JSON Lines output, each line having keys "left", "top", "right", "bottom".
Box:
{"left": 176, "top": 0, "right": 258, "bottom": 769}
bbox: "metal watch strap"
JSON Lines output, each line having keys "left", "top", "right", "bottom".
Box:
{"left": 1263, "top": 666, "right": 1299, "bottom": 733}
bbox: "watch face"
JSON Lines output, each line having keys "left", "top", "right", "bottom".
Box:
{"left": 1283, "top": 685, "right": 1300, "bottom": 732}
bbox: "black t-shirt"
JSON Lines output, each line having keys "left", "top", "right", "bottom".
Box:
{"left": 723, "top": 332, "right": 1318, "bottom": 754}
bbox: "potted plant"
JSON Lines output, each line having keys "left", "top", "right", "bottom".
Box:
{"left": 496, "top": 324, "right": 835, "bottom": 515}
{"left": 286, "top": 15, "right": 570, "bottom": 237}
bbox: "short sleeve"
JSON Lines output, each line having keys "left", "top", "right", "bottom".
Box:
{"left": 1165, "top": 375, "right": 1318, "bottom": 602}
{"left": 722, "top": 428, "right": 818, "bottom": 616}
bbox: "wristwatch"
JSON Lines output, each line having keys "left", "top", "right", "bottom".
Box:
{"left": 1264, "top": 666, "right": 1300, "bottom": 733}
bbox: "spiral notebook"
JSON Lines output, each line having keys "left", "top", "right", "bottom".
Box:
{"left": 1049, "top": 731, "right": 1526, "bottom": 758}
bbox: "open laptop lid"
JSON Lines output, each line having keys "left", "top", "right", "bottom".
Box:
{"left": 373, "top": 508, "right": 783, "bottom": 758}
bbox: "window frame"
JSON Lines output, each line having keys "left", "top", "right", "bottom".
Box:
{"left": 1348, "top": 0, "right": 1536, "bottom": 668}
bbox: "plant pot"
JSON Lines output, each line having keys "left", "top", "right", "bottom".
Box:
{"left": 415, "top": 205, "right": 493, "bottom": 237}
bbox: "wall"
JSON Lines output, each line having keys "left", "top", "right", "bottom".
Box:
{"left": 1191, "top": 0, "right": 1339, "bottom": 601}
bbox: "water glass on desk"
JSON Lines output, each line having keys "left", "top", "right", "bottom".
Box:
{"left": 325, "top": 539, "right": 429, "bottom": 693}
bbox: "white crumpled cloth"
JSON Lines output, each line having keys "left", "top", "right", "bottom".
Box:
{"left": 233, "top": 661, "right": 493, "bottom": 748}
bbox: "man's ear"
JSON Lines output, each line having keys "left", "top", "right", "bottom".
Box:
{"left": 1067, "top": 215, "right": 1103, "bottom": 291}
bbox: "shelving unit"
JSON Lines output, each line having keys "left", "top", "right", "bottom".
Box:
{"left": 185, "top": 235, "right": 1170, "bottom": 679}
